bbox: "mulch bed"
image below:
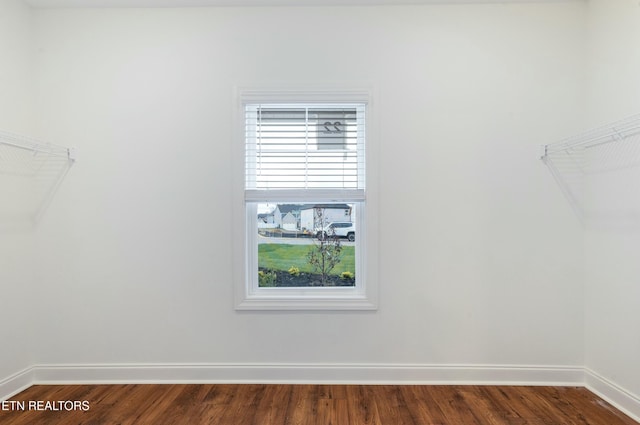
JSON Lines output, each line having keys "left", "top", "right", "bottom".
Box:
{"left": 259, "top": 268, "right": 355, "bottom": 287}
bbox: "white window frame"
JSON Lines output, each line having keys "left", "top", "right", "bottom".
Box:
{"left": 232, "top": 87, "right": 378, "bottom": 311}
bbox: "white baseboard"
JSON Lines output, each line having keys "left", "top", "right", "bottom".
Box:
{"left": 28, "top": 363, "right": 583, "bottom": 386}
{"left": 4, "top": 364, "right": 638, "bottom": 423}
{"left": 3, "top": 364, "right": 638, "bottom": 424}
{"left": 585, "top": 368, "right": 640, "bottom": 423}
{"left": 0, "top": 367, "right": 34, "bottom": 401}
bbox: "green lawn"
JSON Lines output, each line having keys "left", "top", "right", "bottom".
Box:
{"left": 259, "top": 243, "right": 355, "bottom": 275}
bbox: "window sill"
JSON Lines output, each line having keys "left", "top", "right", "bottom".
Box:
{"left": 235, "top": 287, "right": 378, "bottom": 311}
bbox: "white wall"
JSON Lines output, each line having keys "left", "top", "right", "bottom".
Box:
{"left": 584, "top": 0, "right": 640, "bottom": 410}
{"left": 0, "top": 0, "right": 35, "bottom": 389}
{"left": 30, "top": 2, "right": 586, "bottom": 373}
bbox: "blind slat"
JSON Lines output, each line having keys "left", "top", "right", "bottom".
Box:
{"left": 245, "top": 189, "right": 365, "bottom": 203}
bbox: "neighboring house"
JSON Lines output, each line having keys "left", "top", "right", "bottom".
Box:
{"left": 257, "top": 212, "right": 277, "bottom": 229}
{"left": 300, "top": 204, "right": 352, "bottom": 231}
{"left": 273, "top": 204, "right": 306, "bottom": 229}
{"left": 281, "top": 212, "right": 298, "bottom": 231}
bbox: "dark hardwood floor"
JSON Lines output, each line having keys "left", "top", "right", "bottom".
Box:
{"left": 0, "top": 384, "right": 637, "bottom": 425}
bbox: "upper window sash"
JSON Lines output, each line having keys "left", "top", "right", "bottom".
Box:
{"left": 245, "top": 103, "right": 366, "bottom": 192}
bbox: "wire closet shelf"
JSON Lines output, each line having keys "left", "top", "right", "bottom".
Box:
{"left": 0, "top": 129, "right": 76, "bottom": 223}
{"left": 540, "top": 114, "right": 640, "bottom": 220}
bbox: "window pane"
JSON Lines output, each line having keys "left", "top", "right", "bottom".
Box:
{"left": 257, "top": 202, "right": 356, "bottom": 287}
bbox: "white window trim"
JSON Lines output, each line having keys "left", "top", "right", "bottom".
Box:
{"left": 232, "top": 86, "right": 379, "bottom": 311}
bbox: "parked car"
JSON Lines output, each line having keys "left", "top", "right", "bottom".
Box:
{"left": 316, "top": 222, "right": 355, "bottom": 242}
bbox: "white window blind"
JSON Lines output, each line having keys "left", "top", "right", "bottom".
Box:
{"left": 245, "top": 104, "right": 365, "bottom": 202}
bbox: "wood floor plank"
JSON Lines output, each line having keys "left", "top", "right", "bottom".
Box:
{"left": 252, "top": 384, "right": 288, "bottom": 425}
{"left": 345, "top": 385, "right": 380, "bottom": 425}
{"left": 428, "top": 386, "right": 484, "bottom": 425}
{"left": 400, "top": 385, "right": 447, "bottom": 425}
{"left": 479, "top": 386, "right": 535, "bottom": 424}
{"left": 0, "top": 384, "right": 637, "bottom": 425}
{"left": 284, "top": 384, "right": 316, "bottom": 425}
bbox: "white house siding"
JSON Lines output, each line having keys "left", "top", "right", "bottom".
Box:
{"left": 300, "top": 206, "right": 352, "bottom": 231}
{"left": 282, "top": 212, "right": 298, "bottom": 231}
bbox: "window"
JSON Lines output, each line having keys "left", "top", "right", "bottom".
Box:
{"left": 234, "top": 88, "right": 378, "bottom": 310}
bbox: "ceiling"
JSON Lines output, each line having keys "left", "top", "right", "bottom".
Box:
{"left": 25, "top": 0, "right": 578, "bottom": 9}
